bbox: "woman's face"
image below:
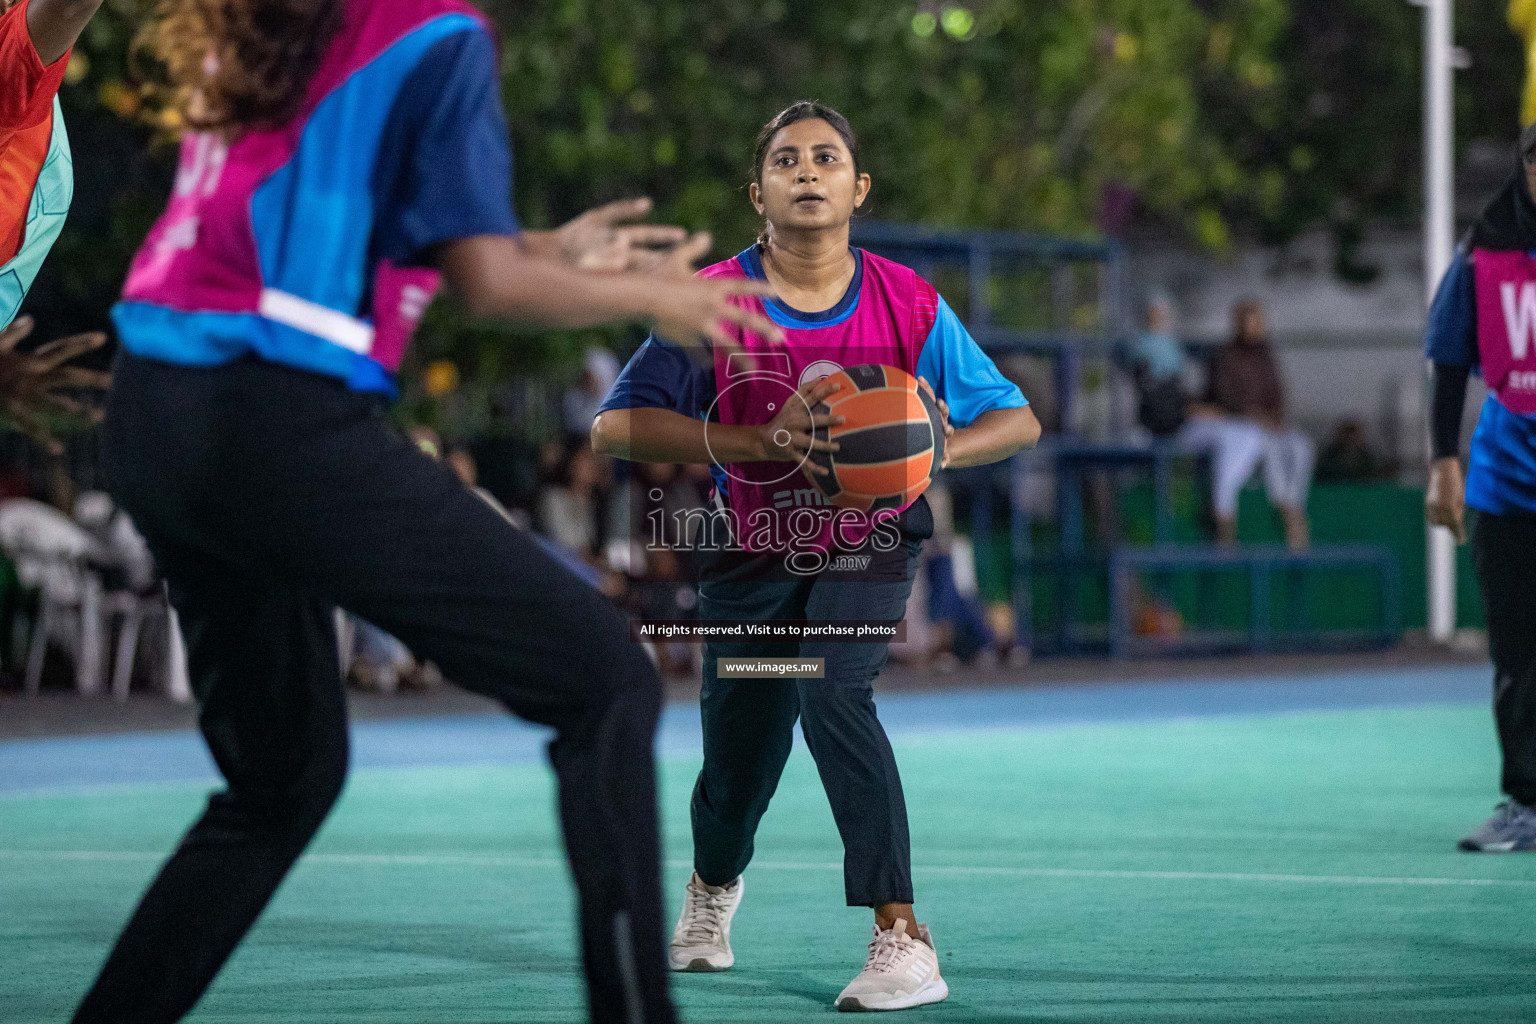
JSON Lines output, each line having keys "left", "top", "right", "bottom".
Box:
{"left": 750, "top": 118, "right": 870, "bottom": 236}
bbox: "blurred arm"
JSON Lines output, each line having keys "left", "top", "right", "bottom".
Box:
{"left": 591, "top": 407, "right": 763, "bottom": 464}
{"left": 440, "top": 234, "right": 780, "bottom": 346}
{"left": 26, "top": 0, "right": 104, "bottom": 65}
{"left": 1422, "top": 247, "right": 1477, "bottom": 543}
{"left": 440, "top": 235, "right": 659, "bottom": 328}
{"left": 1423, "top": 246, "right": 1478, "bottom": 462}
{"left": 513, "top": 232, "right": 560, "bottom": 260}
{"left": 1429, "top": 360, "right": 1470, "bottom": 460}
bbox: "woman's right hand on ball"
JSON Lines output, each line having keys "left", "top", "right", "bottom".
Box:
{"left": 756, "top": 376, "right": 844, "bottom": 471}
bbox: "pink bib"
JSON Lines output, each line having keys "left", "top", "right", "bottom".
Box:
{"left": 702, "top": 248, "right": 936, "bottom": 554}
{"left": 1474, "top": 249, "right": 1536, "bottom": 415}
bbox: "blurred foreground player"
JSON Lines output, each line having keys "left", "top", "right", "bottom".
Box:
{"left": 0, "top": 0, "right": 111, "bottom": 453}
{"left": 70, "top": 1, "right": 781, "bottom": 1022}
{"left": 2, "top": 0, "right": 101, "bottom": 326}
{"left": 594, "top": 102, "right": 1039, "bottom": 1010}
{"left": 1425, "top": 121, "right": 1536, "bottom": 852}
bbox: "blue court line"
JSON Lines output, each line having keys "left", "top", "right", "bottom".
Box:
{"left": 0, "top": 664, "right": 1489, "bottom": 794}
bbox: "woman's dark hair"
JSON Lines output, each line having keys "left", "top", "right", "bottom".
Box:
{"left": 750, "top": 101, "right": 861, "bottom": 249}
{"left": 135, "top": 0, "right": 344, "bottom": 132}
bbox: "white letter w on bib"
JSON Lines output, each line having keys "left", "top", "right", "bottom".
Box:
{"left": 1500, "top": 281, "right": 1536, "bottom": 359}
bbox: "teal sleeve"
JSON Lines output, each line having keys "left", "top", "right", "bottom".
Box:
{"left": 913, "top": 296, "right": 1027, "bottom": 428}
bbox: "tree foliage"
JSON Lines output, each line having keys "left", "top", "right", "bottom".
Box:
{"left": 491, "top": 0, "right": 1296, "bottom": 247}
{"left": 29, "top": 0, "right": 1531, "bottom": 381}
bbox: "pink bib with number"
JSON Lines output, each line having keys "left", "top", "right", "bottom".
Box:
{"left": 1474, "top": 248, "right": 1536, "bottom": 415}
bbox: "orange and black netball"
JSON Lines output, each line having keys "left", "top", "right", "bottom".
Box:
{"left": 803, "top": 363, "right": 945, "bottom": 513}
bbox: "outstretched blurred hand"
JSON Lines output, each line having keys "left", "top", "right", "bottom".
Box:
{"left": 554, "top": 197, "right": 689, "bottom": 273}
{"left": 0, "top": 316, "right": 111, "bottom": 456}
{"left": 643, "top": 232, "right": 782, "bottom": 352}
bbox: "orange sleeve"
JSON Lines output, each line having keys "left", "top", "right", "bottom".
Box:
{"left": 0, "top": 0, "right": 69, "bottom": 134}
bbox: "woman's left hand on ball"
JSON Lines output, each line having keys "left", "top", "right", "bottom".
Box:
{"left": 918, "top": 376, "right": 953, "bottom": 468}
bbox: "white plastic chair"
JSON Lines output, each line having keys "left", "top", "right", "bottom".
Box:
{"left": 0, "top": 498, "right": 109, "bottom": 696}
{"left": 74, "top": 497, "right": 191, "bottom": 704}
{"left": 106, "top": 588, "right": 191, "bottom": 704}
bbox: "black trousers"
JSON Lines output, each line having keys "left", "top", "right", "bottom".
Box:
{"left": 73, "top": 354, "right": 674, "bottom": 1024}
{"left": 691, "top": 541, "right": 919, "bottom": 907}
{"left": 1473, "top": 511, "right": 1536, "bottom": 808}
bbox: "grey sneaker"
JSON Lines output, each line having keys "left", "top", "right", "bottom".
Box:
{"left": 834, "top": 919, "right": 948, "bottom": 1012}
{"left": 1458, "top": 800, "right": 1536, "bottom": 852}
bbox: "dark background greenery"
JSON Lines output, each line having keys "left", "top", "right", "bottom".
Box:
{"left": 22, "top": 0, "right": 1530, "bottom": 385}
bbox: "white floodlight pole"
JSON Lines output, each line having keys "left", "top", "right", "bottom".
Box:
{"left": 1421, "top": 0, "right": 1458, "bottom": 643}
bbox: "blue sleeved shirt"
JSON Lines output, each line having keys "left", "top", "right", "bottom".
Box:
{"left": 913, "top": 296, "right": 1027, "bottom": 427}
{"left": 1424, "top": 245, "right": 1477, "bottom": 367}
{"left": 1424, "top": 244, "right": 1536, "bottom": 515}
{"left": 371, "top": 28, "right": 518, "bottom": 268}
{"left": 600, "top": 339, "right": 716, "bottom": 421}
{"left": 598, "top": 273, "right": 1026, "bottom": 511}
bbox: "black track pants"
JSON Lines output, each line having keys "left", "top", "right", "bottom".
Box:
{"left": 690, "top": 543, "right": 919, "bottom": 907}
{"left": 72, "top": 353, "right": 674, "bottom": 1024}
{"left": 1473, "top": 511, "right": 1536, "bottom": 807}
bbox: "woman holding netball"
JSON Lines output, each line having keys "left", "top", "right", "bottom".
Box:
{"left": 593, "top": 102, "right": 1040, "bottom": 1011}
{"left": 71, "top": 2, "right": 782, "bottom": 1022}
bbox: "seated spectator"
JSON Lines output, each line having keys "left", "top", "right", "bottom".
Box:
{"left": 611, "top": 461, "right": 703, "bottom": 678}
{"left": 1128, "top": 294, "right": 1190, "bottom": 438}
{"left": 562, "top": 347, "right": 621, "bottom": 439}
{"left": 922, "top": 482, "right": 999, "bottom": 666}
{"left": 536, "top": 437, "right": 566, "bottom": 483}
{"left": 349, "top": 617, "right": 437, "bottom": 693}
{"left": 891, "top": 482, "right": 1018, "bottom": 670}
{"left": 620, "top": 461, "right": 702, "bottom": 574}
{"left": 1316, "top": 420, "right": 1384, "bottom": 483}
{"left": 1180, "top": 299, "right": 1314, "bottom": 549}
{"left": 537, "top": 440, "right": 607, "bottom": 562}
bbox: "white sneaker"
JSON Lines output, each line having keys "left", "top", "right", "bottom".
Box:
{"left": 668, "top": 871, "right": 743, "bottom": 971}
{"left": 835, "top": 919, "right": 949, "bottom": 1012}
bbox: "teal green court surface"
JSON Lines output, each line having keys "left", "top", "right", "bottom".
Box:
{"left": 3, "top": 667, "right": 1534, "bottom": 1023}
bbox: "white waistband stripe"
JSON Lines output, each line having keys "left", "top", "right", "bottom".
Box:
{"left": 258, "top": 289, "right": 374, "bottom": 355}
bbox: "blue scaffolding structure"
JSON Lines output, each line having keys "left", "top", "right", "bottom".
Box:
{"left": 850, "top": 221, "right": 1402, "bottom": 657}
{"left": 853, "top": 221, "right": 1132, "bottom": 654}
{"left": 851, "top": 220, "right": 1129, "bottom": 437}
